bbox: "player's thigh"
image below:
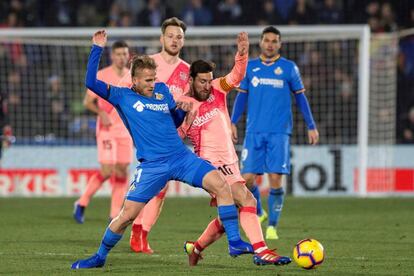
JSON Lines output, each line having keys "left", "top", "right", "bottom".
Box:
{"left": 265, "top": 133, "right": 291, "bottom": 174}
{"left": 241, "top": 133, "right": 266, "bottom": 174}
{"left": 97, "top": 133, "right": 116, "bottom": 165}
{"left": 114, "top": 136, "right": 133, "bottom": 165}
{"left": 216, "top": 162, "right": 246, "bottom": 186}
{"left": 170, "top": 150, "right": 216, "bottom": 189}
{"left": 126, "top": 161, "right": 170, "bottom": 204}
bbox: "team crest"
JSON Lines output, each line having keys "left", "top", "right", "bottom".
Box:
{"left": 180, "top": 72, "right": 187, "bottom": 81}
{"left": 274, "top": 67, "right": 283, "bottom": 75}
{"left": 155, "top": 93, "right": 164, "bottom": 100}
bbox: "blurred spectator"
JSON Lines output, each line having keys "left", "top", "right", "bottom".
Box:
{"left": 137, "top": 0, "right": 173, "bottom": 27}
{"left": 317, "top": 0, "right": 343, "bottom": 24}
{"left": 273, "top": 0, "right": 297, "bottom": 24}
{"left": 257, "top": 0, "right": 280, "bottom": 25}
{"left": 44, "top": 75, "right": 69, "bottom": 138}
{"left": 400, "top": 106, "right": 414, "bottom": 143}
{"left": 181, "top": 0, "right": 213, "bottom": 26}
{"left": 214, "top": 0, "right": 243, "bottom": 25}
{"left": 381, "top": 2, "right": 398, "bottom": 32}
{"left": 288, "top": 0, "right": 316, "bottom": 25}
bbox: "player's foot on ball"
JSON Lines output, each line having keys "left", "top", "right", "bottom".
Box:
{"left": 258, "top": 209, "right": 268, "bottom": 224}
{"left": 228, "top": 239, "right": 254, "bottom": 257}
{"left": 71, "top": 253, "right": 105, "bottom": 269}
{"left": 73, "top": 201, "right": 85, "bottom": 224}
{"left": 184, "top": 241, "right": 203, "bottom": 266}
{"left": 265, "top": 226, "right": 279, "bottom": 240}
{"left": 130, "top": 224, "right": 142, "bottom": 252}
{"left": 253, "top": 249, "right": 291, "bottom": 266}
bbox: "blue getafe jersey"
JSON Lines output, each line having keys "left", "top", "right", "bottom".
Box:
{"left": 107, "top": 82, "right": 188, "bottom": 161}
{"left": 239, "top": 56, "right": 305, "bottom": 134}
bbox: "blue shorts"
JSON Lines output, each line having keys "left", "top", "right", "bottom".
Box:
{"left": 126, "top": 149, "right": 215, "bottom": 203}
{"left": 241, "top": 133, "right": 290, "bottom": 175}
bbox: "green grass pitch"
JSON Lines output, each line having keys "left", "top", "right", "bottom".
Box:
{"left": 0, "top": 197, "right": 413, "bottom": 275}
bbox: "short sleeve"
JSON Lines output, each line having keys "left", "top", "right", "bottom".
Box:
{"left": 290, "top": 63, "right": 305, "bottom": 93}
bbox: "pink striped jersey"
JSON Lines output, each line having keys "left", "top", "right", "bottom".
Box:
{"left": 118, "top": 53, "right": 190, "bottom": 100}
{"left": 183, "top": 52, "right": 248, "bottom": 165}
{"left": 87, "top": 65, "right": 130, "bottom": 138}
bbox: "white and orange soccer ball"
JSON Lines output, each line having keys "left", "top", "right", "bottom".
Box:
{"left": 293, "top": 239, "right": 325, "bottom": 269}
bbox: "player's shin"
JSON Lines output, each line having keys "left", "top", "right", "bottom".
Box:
{"left": 249, "top": 184, "right": 264, "bottom": 216}
{"left": 96, "top": 227, "right": 123, "bottom": 259}
{"left": 268, "top": 187, "right": 284, "bottom": 227}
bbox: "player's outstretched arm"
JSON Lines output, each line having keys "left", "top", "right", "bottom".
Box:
{"left": 219, "top": 32, "right": 249, "bottom": 92}
{"left": 85, "top": 30, "right": 110, "bottom": 99}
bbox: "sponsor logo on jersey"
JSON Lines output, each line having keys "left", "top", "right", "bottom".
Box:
{"left": 154, "top": 93, "right": 164, "bottom": 100}
{"left": 133, "top": 100, "right": 169, "bottom": 113}
{"left": 180, "top": 71, "right": 188, "bottom": 81}
{"left": 192, "top": 107, "right": 219, "bottom": 126}
{"left": 251, "top": 76, "right": 284, "bottom": 88}
{"left": 274, "top": 66, "right": 283, "bottom": 75}
{"left": 169, "top": 85, "right": 184, "bottom": 96}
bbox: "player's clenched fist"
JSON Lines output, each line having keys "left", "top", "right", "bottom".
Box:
{"left": 237, "top": 32, "right": 249, "bottom": 56}
{"left": 93, "top": 30, "right": 107, "bottom": 47}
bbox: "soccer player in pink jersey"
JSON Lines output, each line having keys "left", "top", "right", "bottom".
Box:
{"left": 73, "top": 41, "right": 133, "bottom": 224}
{"left": 180, "top": 32, "right": 291, "bottom": 266}
{"left": 118, "top": 17, "right": 190, "bottom": 254}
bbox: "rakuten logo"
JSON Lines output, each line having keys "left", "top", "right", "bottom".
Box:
{"left": 192, "top": 108, "right": 219, "bottom": 126}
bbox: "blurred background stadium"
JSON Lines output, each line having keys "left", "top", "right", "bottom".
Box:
{"left": 1, "top": 0, "right": 414, "bottom": 197}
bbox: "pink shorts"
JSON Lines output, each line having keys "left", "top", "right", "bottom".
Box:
{"left": 214, "top": 162, "right": 246, "bottom": 186}
{"left": 97, "top": 132, "right": 133, "bottom": 164}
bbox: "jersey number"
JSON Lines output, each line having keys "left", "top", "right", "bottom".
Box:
{"left": 103, "top": 140, "right": 112, "bottom": 150}
{"left": 218, "top": 165, "right": 233, "bottom": 176}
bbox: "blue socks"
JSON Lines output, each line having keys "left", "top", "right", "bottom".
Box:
{"left": 217, "top": 204, "right": 241, "bottom": 243}
{"left": 268, "top": 187, "right": 284, "bottom": 226}
{"left": 96, "top": 228, "right": 122, "bottom": 259}
{"left": 249, "top": 184, "right": 263, "bottom": 216}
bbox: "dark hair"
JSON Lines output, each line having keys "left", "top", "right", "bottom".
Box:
{"left": 111, "top": 40, "right": 129, "bottom": 51}
{"left": 161, "top": 17, "right": 187, "bottom": 34}
{"left": 261, "top": 26, "right": 281, "bottom": 40}
{"left": 130, "top": 55, "right": 157, "bottom": 77}
{"left": 190, "top": 60, "right": 216, "bottom": 79}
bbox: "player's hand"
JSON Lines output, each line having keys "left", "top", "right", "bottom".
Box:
{"left": 308, "top": 129, "right": 319, "bottom": 145}
{"left": 237, "top": 32, "right": 249, "bottom": 56}
{"left": 92, "top": 30, "right": 107, "bottom": 47}
{"left": 231, "top": 123, "right": 238, "bottom": 144}
{"left": 176, "top": 101, "right": 193, "bottom": 112}
{"left": 99, "top": 111, "right": 112, "bottom": 128}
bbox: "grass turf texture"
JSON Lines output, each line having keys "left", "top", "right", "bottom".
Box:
{"left": 0, "top": 197, "right": 413, "bottom": 275}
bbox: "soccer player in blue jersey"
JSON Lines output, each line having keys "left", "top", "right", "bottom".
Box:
{"left": 71, "top": 30, "right": 252, "bottom": 269}
{"left": 231, "top": 26, "right": 319, "bottom": 240}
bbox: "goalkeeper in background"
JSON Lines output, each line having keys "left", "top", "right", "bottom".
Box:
{"left": 231, "top": 26, "right": 319, "bottom": 240}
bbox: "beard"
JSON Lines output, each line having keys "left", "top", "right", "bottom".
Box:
{"left": 164, "top": 46, "right": 180, "bottom": 56}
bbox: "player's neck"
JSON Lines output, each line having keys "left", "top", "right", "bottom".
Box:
{"left": 260, "top": 54, "right": 280, "bottom": 64}
{"left": 112, "top": 64, "right": 126, "bottom": 77}
{"left": 159, "top": 51, "right": 180, "bottom": 65}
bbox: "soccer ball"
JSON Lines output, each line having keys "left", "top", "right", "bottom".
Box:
{"left": 293, "top": 239, "right": 325, "bottom": 269}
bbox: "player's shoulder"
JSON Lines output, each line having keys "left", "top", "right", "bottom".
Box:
{"left": 179, "top": 58, "right": 190, "bottom": 69}
{"left": 248, "top": 57, "right": 262, "bottom": 66}
{"left": 154, "top": 82, "right": 170, "bottom": 94}
{"left": 278, "top": 57, "right": 298, "bottom": 69}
